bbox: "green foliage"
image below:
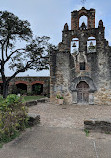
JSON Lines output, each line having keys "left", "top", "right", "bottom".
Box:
{"left": 0, "top": 143, "right": 3, "bottom": 148}
{"left": 11, "top": 86, "right": 27, "bottom": 95}
{"left": 33, "top": 85, "right": 42, "bottom": 95}
{"left": 0, "top": 10, "right": 54, "bottom": 99}
{"left": 0, "top": 11, "right": 32, "bottom": 46}
{"left": 23, "top": 95, "right": 45, "bottom": 102}
{"left": 56, "top": 95, "right": 64, "bottom": 99}
{"left": 84, "top": 129, "right": 90, "bottom": 137}
{"left": 27, "top": 92, "right": 33, "bottom": 96}
{"left": 0, "top": 94, "right": 28, "bottom": 145}
{"left": 18, "top": 89, "right": 27, "bottom": 95}
{"left": 11, "top": 86, "right": 18, "bottom": 94}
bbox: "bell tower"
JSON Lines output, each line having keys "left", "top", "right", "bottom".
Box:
{"left": 71, "top": 7, "right": 95, "bottom": 30}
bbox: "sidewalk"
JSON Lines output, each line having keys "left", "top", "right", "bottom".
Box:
{"left": 0, "top": 102, "right": 111, "bottom": 158}
{"left": 0, "top": 126, "right": 111, "bottom": 158}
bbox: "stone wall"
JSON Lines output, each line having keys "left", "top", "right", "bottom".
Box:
{"left": 50, "top": 51, "right": 73, "bottom": 104}
{"left": 84, "top": 118, "right": 111, "bottom": 133}
{"left": 71, "top": 7, "right": 95, "bottom": 30}
{"left": 0, "top": 77, "right": 50, "bottom": 96}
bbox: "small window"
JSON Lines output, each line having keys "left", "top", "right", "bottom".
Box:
{"left": 80, "top": 62, "right": 85, "bottom": 70}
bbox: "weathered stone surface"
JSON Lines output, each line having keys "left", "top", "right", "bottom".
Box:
{"left": 71, "top": 7, "right": 95, "bottom": 30}
{"left": 26, "top": 98, "right": 49, "bottom": 107}
{"left": 27, "top": 113, "right": 40, "bottom": 126}
{"left": 0, "top": 76, "right": 50, "bottom": 96}
{"left": 37, "top": 98, "right": 49, "bottom": 103}
{"left": 84, "top": 118, "right": 111, "bottom": 133}
{"left": 26, "top": 101, "right": 37, "bottom": 107}
{"left": 50, "top": 7, "right": 111, "bottom": 105}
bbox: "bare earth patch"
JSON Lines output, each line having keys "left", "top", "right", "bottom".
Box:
{"left": 29, "top": 102, "right": 111, "bottom": 129}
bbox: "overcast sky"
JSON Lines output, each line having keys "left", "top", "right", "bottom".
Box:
{"left": 0, "top": 0, "right": 111, "bottom": 76}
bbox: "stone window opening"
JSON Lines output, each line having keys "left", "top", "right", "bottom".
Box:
{"left": 71, "top": 38, "right": 79, "bottom": 54}
{"left": 16, "top": 83, "right": 27, "bottom": 94}
{"left": 80, "top": 62, "right": 85, "bottom": 70}
{"left": 87, "top": 37, "right": 96, "bottom": 53}
{"left": 32, "top": 83, "right": 43, "bottom": 95}
{"left": 79, "top": 15, "right": 88, "bottom": 29}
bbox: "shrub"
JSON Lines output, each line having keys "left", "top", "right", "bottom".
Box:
{"left": 27, "top": 92, "right": 33, "bottom": 96}
{"left": 0, "top": 94, "right": 28, "bottom": 143}
{"left": 33, "top": 85, "right": 42, "bottom": 95}
{"left": 56, "top": 95, "right": 64, "bottom": 99}
{"left": 11, "top": 86, "right": 18, "bottom": 94}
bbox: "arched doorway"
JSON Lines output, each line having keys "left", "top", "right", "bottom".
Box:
{"left": 32, "top": 83, "right": 43, "bottom": 95}
{"left": 16, "top": 83, "right": 27, "bottom": 94}
{"left": 77, "top": 81, "right": 89, "bottom": 103}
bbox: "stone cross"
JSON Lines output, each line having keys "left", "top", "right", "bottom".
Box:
{"left": 81, "top": 0, "right": 86, "bottom": 6}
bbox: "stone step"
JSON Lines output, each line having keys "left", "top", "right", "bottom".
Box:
{"left": 84, "top": 118, "right": 111, "bottom": 133}
{"left": 26, "top": 100, "right": 37, "bottom": 107}
{"left": 27, "top": 113, "right": 40, "bottom": 126}
{"left": 26, "top": 98, "right": 49, "bottom": 107}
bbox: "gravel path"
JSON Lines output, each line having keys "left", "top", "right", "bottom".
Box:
{"left": 29, "top": 102, "right": 111, "bottom": 129}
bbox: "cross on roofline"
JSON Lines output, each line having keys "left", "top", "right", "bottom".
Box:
{"left": 81, "top": 0, "right": 86, "bottom": 6}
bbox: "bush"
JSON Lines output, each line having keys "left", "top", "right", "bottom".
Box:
{"left": 33, "top": 85, "right": 42, "bottom": 95}
{"left": 56, "top": 95, "right": 64, "bottom": 99}
{"left": 11, "top": 86, "right": 18, "bottom": 94}
{"left": 0, "top": 94, "right": 28, "bottom": 143}
{"left": 27, "top": 92, "right": 33, "bottom": 96}
{"left": 12, "top": 87, "right": 27, "bottom": 95}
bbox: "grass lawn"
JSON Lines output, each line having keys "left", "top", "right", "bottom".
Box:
{"left": 23, "top": 95, "right": 45, "bottom": 102}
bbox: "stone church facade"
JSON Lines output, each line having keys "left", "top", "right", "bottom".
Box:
{"left": 50, "top": 7, "right": 111, "bottom": 105}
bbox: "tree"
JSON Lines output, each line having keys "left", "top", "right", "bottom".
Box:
{"left": 0, "top": 11, "right": 50, "bottom": 98}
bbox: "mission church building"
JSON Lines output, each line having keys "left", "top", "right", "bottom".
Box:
{"left": 50, "top": 7, "right": 111, "bottom": 105}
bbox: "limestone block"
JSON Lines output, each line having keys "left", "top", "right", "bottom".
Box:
{"left": 26, "top": 101, "right": 37, "bottom": 107}
{"left": 72, "top": 92, "right": 77, "bottom": 104}
{"left": 37, "top": 98, "right": 49, "bottom": 103}
{"left": 89, "top": 93, "right": 94, "bottom": 105}
{"left": 27, "top": 113, "right": 40, "bottom": 126}
{"left": 84, "top": 118, "right": 111, "bottom": 133}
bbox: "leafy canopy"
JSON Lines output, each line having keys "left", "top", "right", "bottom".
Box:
{"left": 0, "top": 11, "right": 50, "bottom": 79}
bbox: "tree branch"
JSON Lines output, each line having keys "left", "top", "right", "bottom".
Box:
{"left": 1, "top": 44, "right": 4, "bottom": 61}
{"left": 4, "top": 48, "right": 26, "bottom": 64}
{"left": 5, "top": 37, "right": 9, "bottom": 57}
{"left": 7, "top": 60, "right": 33, "bottom": 83}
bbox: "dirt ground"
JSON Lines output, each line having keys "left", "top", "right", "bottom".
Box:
{"left": 1, "top": 102, "right": 111, "bottom": 158}
{"left": 29, "top": 102, "right": 111, "bottom": 129}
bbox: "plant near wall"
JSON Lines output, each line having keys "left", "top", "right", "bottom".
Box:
{"left": 84, "top": 129, "right": 90, "bottom": 137}
{"left": 56, "top": 94, "right": 64, "bottom": 105}
{"left": 33, "top": 85, "right": 42, "bottom": 95}
{"left": 0, "top": 94, "right": 28, "bottom": 145}
{"left": 56, "top": 95, "right": 64, "bottom": 99}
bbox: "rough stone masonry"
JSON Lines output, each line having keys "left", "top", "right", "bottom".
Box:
{"left": 50, "top": 7, "right": 111, "bottom": 105}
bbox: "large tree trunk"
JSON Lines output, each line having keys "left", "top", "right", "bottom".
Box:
{"left": 3, "top": 82, "right": 9, "bottom": 98}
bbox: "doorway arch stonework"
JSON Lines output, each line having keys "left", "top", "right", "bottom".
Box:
{"left": 70, "top": 76, "right": 96, "bottom": 104}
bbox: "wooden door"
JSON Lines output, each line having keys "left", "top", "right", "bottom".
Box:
{"left": 77, "top": 81, "right": 89, "bottom": 103}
